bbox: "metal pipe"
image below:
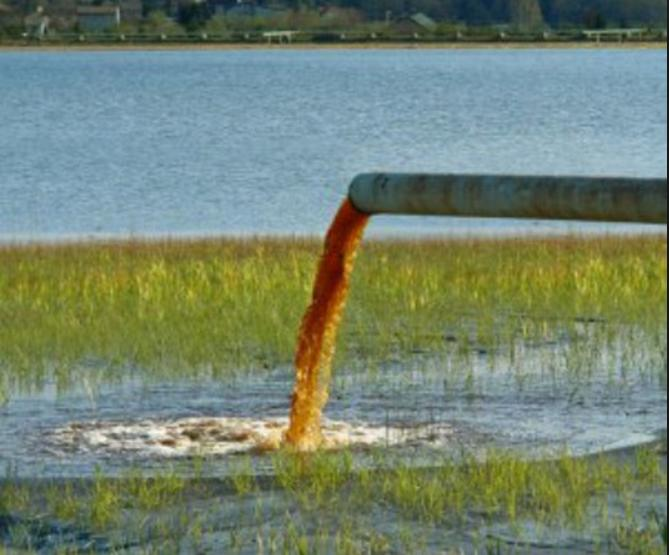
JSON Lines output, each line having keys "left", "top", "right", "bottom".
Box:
{"left": 348, "top": 173, "right": 668, "bottom": 224}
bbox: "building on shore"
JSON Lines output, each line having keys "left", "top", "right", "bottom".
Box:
{"left": 76, "top": 5, "right": 121, "bottom": 31}
{"left": 318, "top": 6, "right": 363, "bottom": 27}
{"left": 0, "top": 2, "right": 12, "bottom": 20}
{"left": 219, "top": 0, "right": 287, "bottom": 19}
{"left": 24, "top": 7, "right": 50, "bottom": 37}
{"left": 392, "top": 12, "right": 437, "bottom": 35}
{"left": 0, "top": 3, "right": 20, "bottom": 28}
{"left": 120, "top": 0, "right": 143, "bottom": 23}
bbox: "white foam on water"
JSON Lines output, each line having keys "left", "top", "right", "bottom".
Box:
{"left": 48, "top": 417, "right": 453, "bottom": 458}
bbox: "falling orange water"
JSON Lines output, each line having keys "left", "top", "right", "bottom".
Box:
{"left": 285, "top": 199, "right": 370, "bottom": 450}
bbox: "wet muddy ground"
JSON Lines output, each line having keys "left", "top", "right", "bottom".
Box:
{"left": 1, "top": 338, "right": 666, "bottom": 477}
{"left": 0, "top": 335, "right": 666, "bottom": 553}
{"left": 1, "top": 438, "right": 666, "bottom": 553}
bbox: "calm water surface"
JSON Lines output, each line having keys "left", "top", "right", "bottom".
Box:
{"left": 0, "top": 48, "right": 666, "bottom": 239}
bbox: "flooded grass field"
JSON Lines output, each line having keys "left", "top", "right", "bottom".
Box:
{"left": 0, "top": 234, "right": 667, "bottom": 553}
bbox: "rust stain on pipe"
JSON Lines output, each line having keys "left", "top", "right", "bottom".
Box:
{"left": 348, "top": 174, "right": 667, "bottom": 224}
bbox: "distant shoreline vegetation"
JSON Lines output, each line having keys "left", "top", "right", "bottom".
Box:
{"left": 0, "top": 27, "right": 667, "bottom": 47}
{"left": 1, "top": 0, "right": 667, "bottom": 47}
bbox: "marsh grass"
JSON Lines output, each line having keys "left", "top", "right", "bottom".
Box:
{"left": 0, "top": 235, "right": 666, "bottom": 397}
{"left": 270, "top": 446, "right": 667, "bottom": 530}
{"left": 0, "top": 446, "right": 666, "bottom": 553}
{"left": 0, "top": 234, "right": 666, "bottom": 552}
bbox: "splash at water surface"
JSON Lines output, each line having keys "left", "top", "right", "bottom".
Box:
{"left": 48, "top": 417, "right": 453, "bottom": 458}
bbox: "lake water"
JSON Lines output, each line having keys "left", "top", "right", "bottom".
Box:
{"left": 0, "top": 48, "right": 666, "bottom": 240}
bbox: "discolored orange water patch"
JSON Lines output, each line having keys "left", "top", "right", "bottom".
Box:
{"left": 285, "top": 199, "right": 370, "bottom": 450}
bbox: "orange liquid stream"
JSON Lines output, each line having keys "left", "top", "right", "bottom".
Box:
{"left": 285, "top": 199, "right": 370, "bottom": 450}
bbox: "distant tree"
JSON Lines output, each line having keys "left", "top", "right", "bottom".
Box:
{"left": 45, "top": 0, "right": 75, "bottom": 19}
{"left": 537, "top": 0, "right": 556, "bottom": 25}
{"left": 408, "top": 0, "right": 451, "bottom": 19}
{"left": 286, "top": 8, "right": 321, "bottom": 28}
{"left": 316, "top": 7, "right": 363, "bottom": 29}
{"left": 582, "top": 6, "right": 606, "bottom": 29}
{"left": 486, "top": 0, "right": 509, "bottom": 21}
{"left": 203, "top": 13, "right": 228, "bottom": 34}
{"left": 143, "top": 10, "right": 185, "bottom": 34}
{"left": 177, "top": 0, "right": 210, "bottom": 30}
{"left": 509, "top": 0, "right": 544, "bottom": 29}
{"left": 358, "top": 0, "right": 403, "bottom": 23}
{"left": 283, "top": 0, "right": 314, "bottom": 11}
{"left": 545, "top": 0, "right": 585, "bottom": 27}
{"left": 617, "top": 0, "right": 667, "bottom": 27}
{"left": 116, "top": 20, "right": 139, "bottom": 34}
{"left": 125, "top": 0, "right": 667, "bottom": 29}
{"left": 0, "top": 3, "right": 23, "bottom": 33}
{"left": 143, "top": 0, "right": 172, "bottom": 17}
{"left": 9, "top": 0, "right": 34, "bottom": 16}
{"left": 455, "top": 0, "right": 492, "bottom": 24}
{"left": 544, "top": 0, "right": 664, "bottom": 28}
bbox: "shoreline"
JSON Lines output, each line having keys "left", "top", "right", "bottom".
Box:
{"left": 0, "top": 40, "right": 666, "bottom": 52}
{"left": 1, "top": 231, "right": 665, "bottom": 250}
